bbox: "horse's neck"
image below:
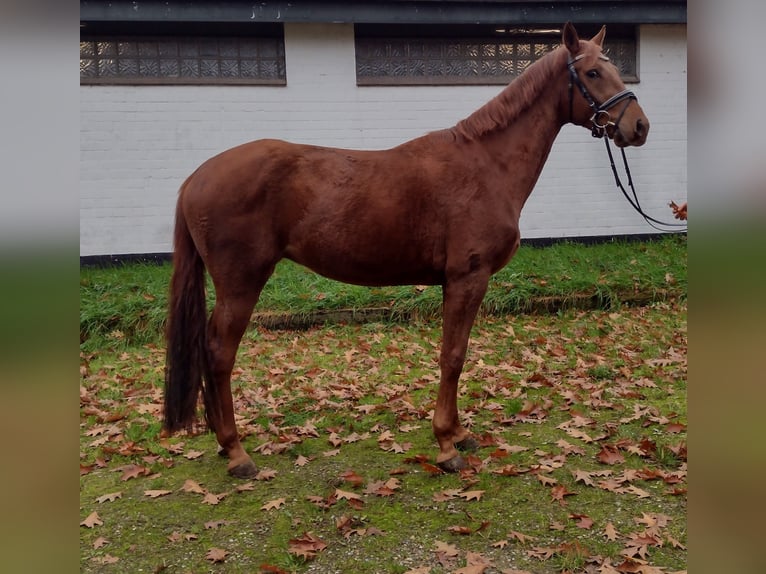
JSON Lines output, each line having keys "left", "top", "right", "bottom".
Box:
{"left": 456, "top": 49, "right": 568, "bottom": 182}
{"left": 477, "top": 75, "right": 567, "bottom": 210}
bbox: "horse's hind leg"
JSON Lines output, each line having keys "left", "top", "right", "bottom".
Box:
{"left": 433, "top": 273, "right": 489, "bottom": 472}
{"left": 206, "top": 266, "right": 274, "bottom": 478}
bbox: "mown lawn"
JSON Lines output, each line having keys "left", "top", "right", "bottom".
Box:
{"left": 80, "top": 299, "right": 686, "bottom": 573}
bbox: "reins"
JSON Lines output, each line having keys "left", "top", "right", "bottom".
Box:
{"left": 567, "top": 54, "right": 687, "bottom": 232}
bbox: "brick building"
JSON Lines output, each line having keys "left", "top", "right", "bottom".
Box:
{"left": 79, "top": 0, "right": 687, "bottom": 258}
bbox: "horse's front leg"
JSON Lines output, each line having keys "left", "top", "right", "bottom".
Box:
{"left": 433, "top": 273, "right": 489, "bottom": 472}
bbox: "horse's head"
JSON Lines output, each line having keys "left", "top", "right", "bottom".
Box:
{"left": 562, "top": 22, "right": 649, "bottom": 147}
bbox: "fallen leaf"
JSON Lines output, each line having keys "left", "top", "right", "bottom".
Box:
{"left": 180, "top": 479, "right": 206, "bottom": 494}
{"left": 508, "top": 530, "right": 536, "bottom": 544}
{"left": 184, "top": 450, "right": 205, "bottom": 460}
{"left": 288, "top": 531, "right": 327, "bottom": 560}
{"left": 144, "top": 489, "right": 172, "bottom": 498}
{"left": 80, "top": 511, "right": 103, "bottom": 528}
{"left": 597, "top": 444, "right": 625, "bottom": 465}
{"left": 335, "top": 488, "right": 363, "bottom": 502}
{"left": 205, "top": 547, "right": 228, "bottom": 563}
{"left": 255, "top": 468, "right": 278, "bottom": 481}
{"left": 550, "top": 484, "right": 576, "bottom": 505}
{"left": 261, "top": 498, "right": 286, "bottom": 511}
{"left": 569, "top": 513, "right": 594, "bottom": 529}
{"left": 458, "top": 490, "right": 485, "bottom": 501}
{"left": 447, "top": 525, "right": 473, "bottom": 535}
{"left": 95, "top": 492, "right": 122, "bottom": 503}
{"left": 604, "top": 522, "right": 620, "bottom": 541}
{"left": 93, "top": 536, "right": 109, "bottom": 549}
{"left": 434, "top": 540, "right": 459, "bottom": 557}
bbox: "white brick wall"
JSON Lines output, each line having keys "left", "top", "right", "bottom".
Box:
{"left": 80, "top": 23, "right": 686, "bottom": 256}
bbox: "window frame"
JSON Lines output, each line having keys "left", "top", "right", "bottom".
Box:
{"left": 354, "top": 24, "right": 639, "bottom": 87}
{"left": 79, "top": 22, "right": 286, "bottom": 86}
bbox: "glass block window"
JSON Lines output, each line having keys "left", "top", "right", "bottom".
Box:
{"left": 355, "top": 25, "right": 637, "bottom": 86}
{"left": 80, "top": 33, "right": 285, "bottom": 85}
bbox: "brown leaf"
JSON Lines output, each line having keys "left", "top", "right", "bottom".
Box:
{"left": 597, "top": 444, "right": 625, "bottom": 465}
{"left": 184, "top": 450, "right": 205, "bottom": 460}
{"left": 447, "top": 525, "right": 473, "bottom": 535}
{"left": 569, "top": 513, "right": 594, "bottom": 529}
{"left": 255, "top": 468, "right": 278, "bottom": 481}
{"left": 261, "top": 498, "right": 286, "bottom": 511}
{"left": 536, "top": 474, "right": 557, "bottom": 486}
{"left": 335, "top": 488, "right": 363, "bottom": 502}
{"left": 93, "top": 536, "right": 109, "bottom": 549}
{"left": 288, "top": 532, "right": 327, "bottom": 560}
{"left": 508, "top": 530, "right": 536, "bottom": 544}
{"left": 339, "top": 469, "right": 365, "bottom": 487}
{"left": 205, "top": 547, "right": 228, "bottom": 563}
{"left": 550, "top": 484, "right": 576, "bottom": 505}
{"left": 144, "top": 489, "right": 172, "bottom": 499}
{"left": 80, "top": 511, "right": 103, "bottom": 528}
{"left": 458, "top": 490, "right": 485, "bottom": 501}
{"left": 202, "top": 492, "right": 225, "bottom": 505}
{"left": 294, "top": 455, "right": 311, "bottom": 467}
{"left": 119, "top": 464, "right": 150, "bottom": 481}
{"left": 180, "top": 479, "right": 206, "bottom": 494}
{"left": 433, "top": 540, "right": 459, "bottom": 557}
{"left": 604, "top": 522, "right": 620, "bottom": 541}
{"left": 95, "top": 492, "right": 122, "bottom": 503}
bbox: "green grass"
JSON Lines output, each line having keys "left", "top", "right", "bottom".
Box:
{"left": 80, "top": 235, "right": 686, "bottom": 351}
{"left": 80, "top": 303, "right": 687, "bottom": 573}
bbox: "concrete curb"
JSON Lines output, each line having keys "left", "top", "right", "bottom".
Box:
{"left": 251, "top": 289, "right": 681, "bottom": 330}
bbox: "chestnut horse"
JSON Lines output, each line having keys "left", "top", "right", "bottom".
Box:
{"left": 164, "top": 23, "right": 649, "bottom": 478}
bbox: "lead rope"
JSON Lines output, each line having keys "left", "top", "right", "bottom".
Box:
{"left": 603, "top": 137, "right": 687, "bottom": 232}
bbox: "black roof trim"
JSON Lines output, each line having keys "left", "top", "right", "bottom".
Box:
{"left": 80, "top": 1, "right": 687, "bottom": 26}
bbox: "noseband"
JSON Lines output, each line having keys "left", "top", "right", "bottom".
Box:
{"left": 567, "top": 53, "right": 637, "bottom": 138}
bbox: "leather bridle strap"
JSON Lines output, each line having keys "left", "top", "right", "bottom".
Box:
{"left": 567, "top": 54, "right": 638, "bottom": 138}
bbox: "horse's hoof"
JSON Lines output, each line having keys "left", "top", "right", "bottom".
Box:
{"left": 228, "top": 459, "right": 258, "bottom": 479}
{"left": 437, "top": 455, "right": 467, "bottom": 473}
{"left": 455, "top": 436, "right": 479, "bottom": 452}
{"left": 217, "top": 445, "right": 228, "bottom": 458}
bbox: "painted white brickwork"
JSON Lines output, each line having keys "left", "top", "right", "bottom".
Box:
{"left": 80, "top": 23, "right": 686, "bottom": 256}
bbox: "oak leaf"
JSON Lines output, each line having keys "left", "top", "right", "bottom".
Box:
{"left": 335, "top": 488, "right": 363, "bottom": 502}
{"left": 288, "top": 532, "right": 327, "bottom": 560}
{"left": 604, "top": 522, "right": 620, "bottom": 541}
{"left": 93, "top": 536, "right": 109, "bottom": 549}
{"left": 144, "top": 489, "right": 172, "bottom": 498}
{"left": 80, "top": 511, "right": 103, "bottom": 528}
{"left": 458, "top": 490, "right": 485, "bottom": 501}
{"left": 180, "top": 479, "right": 206, "bottom": 494}
{"left": 96, "top": 492, "right": 122, "bottom": 503}
{"left": 255, "top": 468, "right": 277, "bottom": 481}
{"left": 205, "top": 547, "right": 228, "bottom": 563}
{"left": 597, "top": 444, "right": 625, "bottom": 465}
{"left": 261, "top": 498, "right": 286, "bottom": 511}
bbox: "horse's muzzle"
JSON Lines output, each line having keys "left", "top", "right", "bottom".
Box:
{"left": 613, "top": 116, "right": 649, "bottom": 148}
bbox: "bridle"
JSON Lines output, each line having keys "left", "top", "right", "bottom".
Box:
{"left": 567, "top": 53, "right": 636, "bottom": 139}
{"left": 567, "top": 53, "right": 687, "bottom": 232}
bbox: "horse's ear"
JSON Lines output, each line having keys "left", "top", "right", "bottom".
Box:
{"left": 562, "top": 22, "right": 580, "bottom": 56}
{"left": 591, "top": 25, "right": 606, "bottom": 47}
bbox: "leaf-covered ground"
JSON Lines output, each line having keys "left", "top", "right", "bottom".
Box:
{"left": 80, "top": 302, "right": 686, "bottom": 573}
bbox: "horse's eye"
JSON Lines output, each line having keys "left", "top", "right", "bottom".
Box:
{"left": 586, "top": 69, "right": 600, "bottom": 79}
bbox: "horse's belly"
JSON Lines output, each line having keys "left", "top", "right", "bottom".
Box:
{"left": 285, "top": 247, "right": 444, "bottom": 288}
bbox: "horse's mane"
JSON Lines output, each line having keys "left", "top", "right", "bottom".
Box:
{"left": 454, "top": 45, "right": 567, "bottom": 140}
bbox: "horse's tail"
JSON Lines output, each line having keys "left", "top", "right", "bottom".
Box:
{"left": 163, "top": 186, "right": 214, "bottom": 433}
